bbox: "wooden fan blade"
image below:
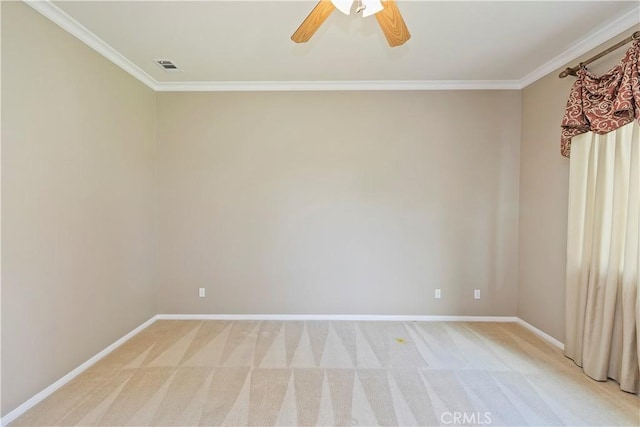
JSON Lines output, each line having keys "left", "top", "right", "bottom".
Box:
{"left": 291, "top": 0, "right": 336, "bottom": 43}
{"left": 375, "top": 0, "right": 411, "bottom": 47}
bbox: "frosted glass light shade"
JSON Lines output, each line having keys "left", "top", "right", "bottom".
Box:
{"left": 361, "top": 0, "right": 384, "bottom": 17}
{"left": 331, "top": 0, "right": 353, "bottom": 15}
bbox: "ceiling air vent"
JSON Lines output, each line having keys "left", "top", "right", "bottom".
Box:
{"left": 155, "top": 59, "right": 179, "bottom": 71}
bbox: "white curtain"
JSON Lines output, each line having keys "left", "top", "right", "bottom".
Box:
{"left": 565, "top": 120, "right": 640, "bottom": 393}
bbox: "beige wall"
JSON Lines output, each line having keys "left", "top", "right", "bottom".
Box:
{"left": 157, "top": 91, "right": 521, "bottom": 315}
{"left": 5, "top": 0, "right": 633, "bottom": 414}
{"left": 518, "top": 28, "right": 638, "bottom": 342}
{"left": 1, "top": 2, "right": 157, "bottom": 415}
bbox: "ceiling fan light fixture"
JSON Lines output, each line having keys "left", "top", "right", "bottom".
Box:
{"left": 291, "top": 0, "right": 410, "bottom": 47}
{"left": 331, "top": 0, "right": 353, "bottom": 15}
{"left": 361, "top": 0, "right": 384, "bottom": 17}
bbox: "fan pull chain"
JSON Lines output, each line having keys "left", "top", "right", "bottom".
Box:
{"left": 356, "top": 0, "right": 366, "bottom": 14}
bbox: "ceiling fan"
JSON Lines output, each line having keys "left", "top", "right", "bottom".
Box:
{"left": 291, "top": 0, "right": 411, "bottom": 47}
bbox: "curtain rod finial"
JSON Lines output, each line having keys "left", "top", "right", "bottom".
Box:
{"left": 559, "top": 68, "right": 573, "bottom": 78}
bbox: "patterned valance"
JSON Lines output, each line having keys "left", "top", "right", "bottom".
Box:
{"left": 561, "top": 39, "right": 640, "bottom": 157}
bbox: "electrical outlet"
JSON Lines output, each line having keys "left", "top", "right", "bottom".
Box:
{"left": 474, "top": 289, "right": 481, "bottom": 299}
{"left": 199, "top": 288, "right": 206, "bottom": 298}
{"left": 434, "top": 289, "right": 441, "bottom": 299}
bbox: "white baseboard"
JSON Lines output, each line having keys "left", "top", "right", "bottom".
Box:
{"left": 3, "top": 313, "right": 564, "bottom": 425}
{"left": 1, "top": 315, "right": 158, "bottom": 426}
{"left": 156, "top": 314, "right": 519, "bottom": 322}
{"left": 516, "top": 318, "right": 565, "bottom": 350}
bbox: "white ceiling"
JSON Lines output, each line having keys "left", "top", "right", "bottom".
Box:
{"left": 39, "top": 1, "right": 640, "bottom": 89}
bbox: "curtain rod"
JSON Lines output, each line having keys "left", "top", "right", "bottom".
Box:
{"left": 559, "top": 30, "right": 640, "bottom": 78}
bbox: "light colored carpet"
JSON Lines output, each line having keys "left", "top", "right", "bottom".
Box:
{"left": 11, "top": 320, "right": 640, "bottom": 426}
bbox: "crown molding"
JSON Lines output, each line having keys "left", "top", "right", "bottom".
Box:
{"left": 22, "top": 0, "right": 518, "bottom": 92}
{"left": 519, "top": 5, "right": 640, "bottom": 88}
{"left": 155, "top": 80, "right": 521, "bottom": 92}
{"left": 24, "top": 0, "right": 638, "bottom": 92}
{"left": 24, "top": 0, "right": 160, "bottom": 90}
